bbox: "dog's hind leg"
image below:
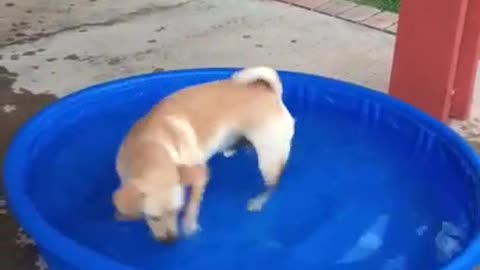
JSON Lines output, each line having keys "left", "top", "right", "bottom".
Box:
{"left": 246, "top": 113, "right": 294, "bottom": 212}
{"left": 246, "top": 145, "right": 288, "bottom": 212}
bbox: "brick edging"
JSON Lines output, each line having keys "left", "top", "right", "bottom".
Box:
{"left": 274, "top": 0, "right": 398, "bottom": 34}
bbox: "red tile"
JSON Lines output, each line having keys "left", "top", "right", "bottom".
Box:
{"left": 337, "top": 5, "right": 380, "bottom": 22}
{"left": 386, "top": 23, "right": 398, "bottom": 33}
{"left": 315, "top": 0, "right": 357, "bottom": 16}
{"left": 363, "top": 11, "right": 398, "bottom": 29}
{"left": 289, "top": 0, "right": 332, "bottom": 9}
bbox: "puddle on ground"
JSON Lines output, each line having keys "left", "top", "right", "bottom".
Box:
{"left": 0, "top": 66, "right": 57, "bottom": 270}
{"left": 0, "top": 66, "right": 58, "bottom": 195}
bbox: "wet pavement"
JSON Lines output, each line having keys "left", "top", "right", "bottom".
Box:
{"left": 0, "top": 66, "right": 56, "bottom": 270}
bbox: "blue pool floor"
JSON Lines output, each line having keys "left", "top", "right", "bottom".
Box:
{"left": 27, "top": 105, "right": 473, "bottom": 270}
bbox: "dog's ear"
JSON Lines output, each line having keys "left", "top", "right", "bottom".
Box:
{"left": 113, "top": 183, "right": 143, "bottom": 220}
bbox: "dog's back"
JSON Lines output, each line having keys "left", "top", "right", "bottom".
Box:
{"left": 146, "top": 73, "right": 290, "bottom": 162}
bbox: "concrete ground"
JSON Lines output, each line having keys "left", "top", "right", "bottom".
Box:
{"left": 0, "top": 0, "right": 478, "bottom": 269}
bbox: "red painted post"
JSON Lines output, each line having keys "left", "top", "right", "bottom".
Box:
{"left": 450, "top": 0, "right": 480, "bottom": 119}
{"left": 389, "top": 0, "right": 469, "bottom": 122}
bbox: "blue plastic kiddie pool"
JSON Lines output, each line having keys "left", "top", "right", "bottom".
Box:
{"left": 4, "top": 68, "right": 480, "bottom": 270}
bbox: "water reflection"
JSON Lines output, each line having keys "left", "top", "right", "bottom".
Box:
{"left": 337, "top": 215, "right": 390, "bottom": 264}
{"left": 435, "top": 221, "right": 466, "bottom": 263}
{"left": 381, "top": 255, "right": 406, "bottom": 270}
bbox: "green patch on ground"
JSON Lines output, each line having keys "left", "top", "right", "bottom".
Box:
{"left": 353, "top": 0, "right": 400, "bottom": 12}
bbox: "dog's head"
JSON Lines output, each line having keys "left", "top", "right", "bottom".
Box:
{"left": 113, "top": 169, "right": 185, "bottom": 243}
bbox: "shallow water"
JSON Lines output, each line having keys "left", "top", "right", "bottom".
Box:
{"left": 25, "top": 98, "right": 475, "bottom": 270}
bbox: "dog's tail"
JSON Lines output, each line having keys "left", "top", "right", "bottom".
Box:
{"left": 232, "top": 66, "right": 282, "bottom": 96}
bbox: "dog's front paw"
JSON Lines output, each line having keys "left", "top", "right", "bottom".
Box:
{"left": 183, "top": 219, "right": 201, "bottom": 236}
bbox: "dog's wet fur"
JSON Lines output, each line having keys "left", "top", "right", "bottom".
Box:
{"left": 112, "top": 67, "right": 295, "bottom": 242}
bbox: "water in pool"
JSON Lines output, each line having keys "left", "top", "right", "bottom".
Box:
{"left": 25, "top": 92, "right": 474, "bottom": 270}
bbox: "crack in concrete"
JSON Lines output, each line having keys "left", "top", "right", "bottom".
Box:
{"left": 0, "top": 1, "right": 191, "bottom": 49}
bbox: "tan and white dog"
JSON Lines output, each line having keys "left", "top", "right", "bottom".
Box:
{"left": 112, "top": 67, "right": 295, "bottom": 243}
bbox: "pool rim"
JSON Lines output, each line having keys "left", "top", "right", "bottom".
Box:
{"left": 4, "top": 68, "right": 480, "bottom": 269}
